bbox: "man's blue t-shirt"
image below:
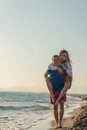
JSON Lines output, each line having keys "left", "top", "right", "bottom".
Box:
{"left": 47, "top": 69, "right": 65, "bottom": 92}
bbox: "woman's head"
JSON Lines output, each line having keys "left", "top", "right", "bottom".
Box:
{"left": 59, "top": 49, "right": 71, "bottom": 63}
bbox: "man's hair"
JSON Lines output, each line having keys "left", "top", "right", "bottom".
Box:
{"left": 53, "top": 55, "right": 59, "bottom": 58}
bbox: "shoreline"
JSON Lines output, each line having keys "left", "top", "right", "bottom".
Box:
{"left": 67, "top": 93, "right": 87, "bottom": 100}
{"left": 28, "top": 115, "right": 52, "bottom": 130}
{"left": 48, "top": 103, "right": 87, "bottom": 130}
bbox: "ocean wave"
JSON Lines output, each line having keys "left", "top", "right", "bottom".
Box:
{"left": 0, "top": 103, "right": 51, "bottom": 111}
{"left": 0, "top": 109, "right": 51, "bottom": 130}
{"left": 0, "top": 92, "right": 50, "bottom": 103}
{"left": 31, "top": 104, "right": 51, "bottom": 111}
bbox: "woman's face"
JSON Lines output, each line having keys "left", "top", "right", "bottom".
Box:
{"left": 60, "top": 52, "right": 68, "bottom": 62}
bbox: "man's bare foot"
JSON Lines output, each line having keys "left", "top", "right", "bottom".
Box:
{"left": 58, "top": 125, "right": 62, "bottom": 128}
{"left": 55, "top": 126, "right": 58, "bottom": 129}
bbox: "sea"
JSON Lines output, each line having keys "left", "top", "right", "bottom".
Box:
{"left": 0, "top": 91, "right": 86, "bottom": 130}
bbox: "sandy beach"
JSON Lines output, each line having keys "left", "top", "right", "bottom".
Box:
{"left": 49, "top": 98, "right": 87, "bottom": 130}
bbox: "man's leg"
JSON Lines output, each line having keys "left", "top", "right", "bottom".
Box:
{"left": 45, "top": 77, "right": 54, "bottom": 103}
{"left": 53, "top": 104, "right": 58, "bottom": 128}
{"left": 59, "top": 101, "right": 64, "bottom": 127}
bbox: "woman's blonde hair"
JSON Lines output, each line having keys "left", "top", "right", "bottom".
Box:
{"left": 59, "top": 49, "right": 72, "bottom": 66}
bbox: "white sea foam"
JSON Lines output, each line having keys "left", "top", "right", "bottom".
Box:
{"left": 0, "top": 111, "right": 51, "bottom": 130}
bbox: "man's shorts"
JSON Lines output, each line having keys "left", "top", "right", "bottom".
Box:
{"left": 50, "top": 91, "right": 66, "bottom": 104}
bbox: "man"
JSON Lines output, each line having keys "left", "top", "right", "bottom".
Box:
{"left": 44, "top": 55, "right": 66, "bottom": 128}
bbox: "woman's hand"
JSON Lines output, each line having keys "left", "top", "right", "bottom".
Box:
{"left": 62, "top": 65, "right": 67, "bottom": 70}
{"left": 57, "top": 67, "right": 64, "bottom": 74}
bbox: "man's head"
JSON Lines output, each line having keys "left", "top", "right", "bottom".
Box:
{"left": 52, "top": 55, "right": 59, "bottom": 66}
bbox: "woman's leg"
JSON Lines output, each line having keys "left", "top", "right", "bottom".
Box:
{"left": 45, "top": 77, "right": 55, "bottom": 103}
{"left": 54, "top": 81, "right": 70, "bottom": 106}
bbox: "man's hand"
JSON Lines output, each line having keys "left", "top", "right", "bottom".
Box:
{"left": 44, "top": 73, "right": 48, "bottom": 78}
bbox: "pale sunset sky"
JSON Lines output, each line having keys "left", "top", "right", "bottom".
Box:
{"left": 0, "top": 0, "right": 87, "bottom": 94}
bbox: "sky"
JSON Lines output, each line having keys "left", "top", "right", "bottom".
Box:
{"left": 0, "top": 0, "right": 87, "bottom": 94}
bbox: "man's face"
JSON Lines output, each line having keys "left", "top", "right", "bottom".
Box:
{"left": 52, "top": 57, "right": 59, "bottom": 66}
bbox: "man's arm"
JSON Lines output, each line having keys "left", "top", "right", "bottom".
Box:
{"left": 44, "top": 72, "right": 49, "bottom": 79}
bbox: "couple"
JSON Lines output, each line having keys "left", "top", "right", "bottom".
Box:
{"left": 44, "top": 49, "right": 73, "bottom": 128}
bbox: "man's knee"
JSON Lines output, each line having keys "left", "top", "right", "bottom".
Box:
{"left": 60, "top": 102, "right": 64, "bottom": 110}
{"left": 53, "top": 106, "right": 58, "bottom": 112}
